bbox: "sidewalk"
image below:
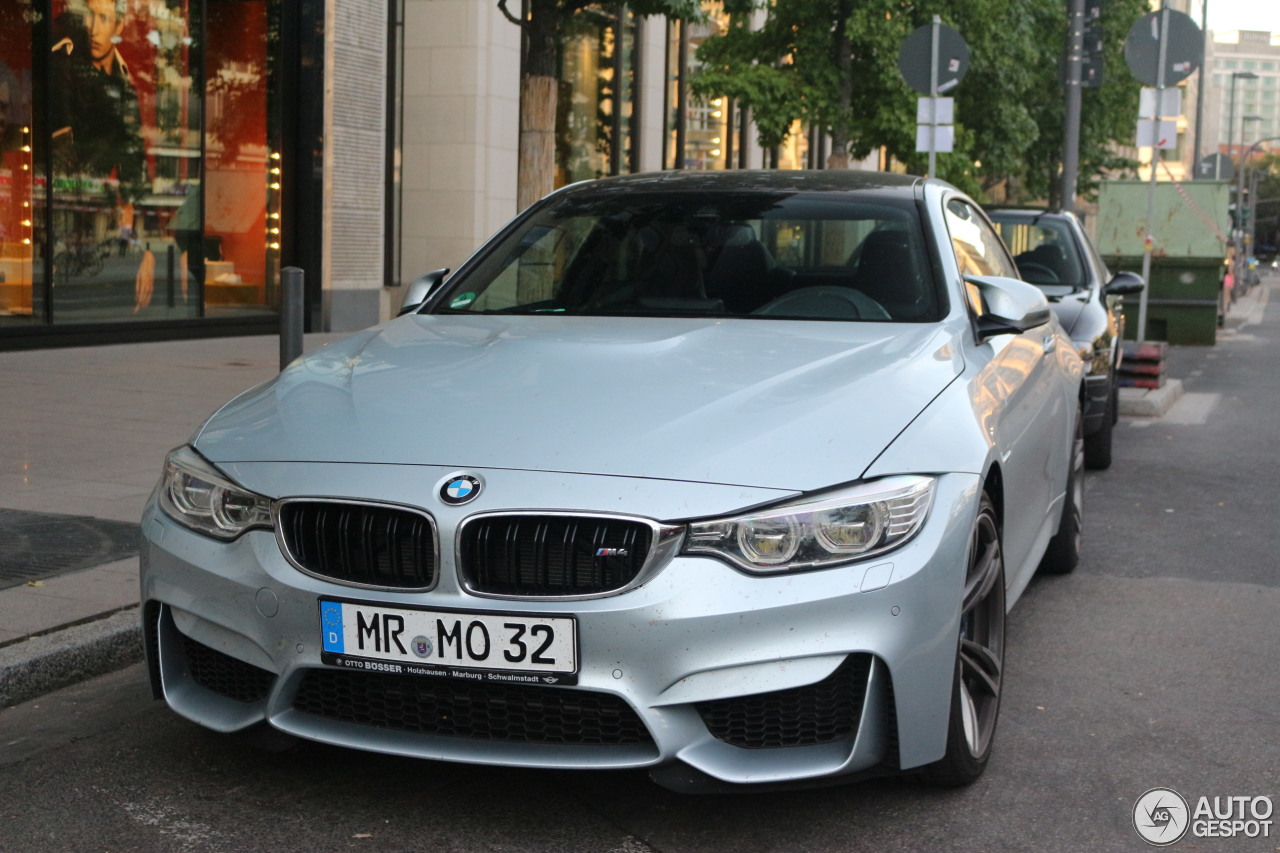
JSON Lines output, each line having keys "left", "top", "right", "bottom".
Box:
{"left": 0, "top": 279, "right": 1274, "bottom": 708}
{"left": 1117, "top": 273, "right": 1272, "bottom": 417}
{"left": 0, "top": 333, "right": 343, "bottom": 707}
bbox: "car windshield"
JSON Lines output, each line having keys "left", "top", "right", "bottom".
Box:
{"left": 991, "top": 216, "right": 1086, "bottom": 295}
{"left": 431, "top": 191, "right": 942, "bottom": 322}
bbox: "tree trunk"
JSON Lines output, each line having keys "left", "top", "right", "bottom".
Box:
{"left": 519, "top": 75, "right": 558, "bottom": 211}
{"left": 826, "top": 0, "right": 853, "bottom": 170}
{"left": 517, "top": 0, "right": 560, "bottom": 211}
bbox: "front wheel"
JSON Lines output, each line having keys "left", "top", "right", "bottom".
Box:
{"left": 1040, "top": 407, "right": 1084, "bottom": 575}
{"left": 1084, "top": 383, "right": 1115, "bottom": 470}
{"left": 920, "top": 492, "right": 1005, "bottom": 786}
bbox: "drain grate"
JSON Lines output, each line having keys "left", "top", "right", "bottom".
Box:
{"left": 0, "top": 509, "right": 140, "bottom": 590}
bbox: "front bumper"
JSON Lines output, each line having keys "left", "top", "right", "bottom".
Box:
{"left": 140, "top": 467, "right": 981, "bottom": 791}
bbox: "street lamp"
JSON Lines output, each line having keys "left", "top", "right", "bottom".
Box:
{"left": 1226, "top": 71, "right": 1257, "bottom": 174}
{"left": 1236, "top": 115, "right": 1264, "bottom": 286}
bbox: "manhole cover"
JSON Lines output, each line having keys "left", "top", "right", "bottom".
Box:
{"left": 0, "top": 509, "right": 140, "bottom": 590}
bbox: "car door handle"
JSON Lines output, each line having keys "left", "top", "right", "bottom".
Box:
{"left": 1042, "top": 335, "right": 1057, "bottom": 355}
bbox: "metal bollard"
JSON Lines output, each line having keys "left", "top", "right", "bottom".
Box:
{"left": 280, "top": 266, "right": 304, "bottom": 371}
{"left": 166, "top": 245, "right": 175, "bottom": 307}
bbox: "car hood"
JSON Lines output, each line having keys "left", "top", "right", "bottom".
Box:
{"left": 194, "top": 315, "right": 964, "bottom": 492}
{"left": 1048, "top": 291, "right": 1089, "bottom": 338}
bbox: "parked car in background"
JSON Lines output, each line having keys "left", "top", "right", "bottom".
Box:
{"left": 142, "top": 172, "right": 1084, "bottom": 793}
{"left": 989, "top": 209, "right": 1144, "bottom": 470}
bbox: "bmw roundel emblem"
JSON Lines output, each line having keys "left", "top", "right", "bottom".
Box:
{"left": 440, "top": 474, "right": 483, "bottom": 505}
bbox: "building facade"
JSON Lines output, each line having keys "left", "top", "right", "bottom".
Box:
{"left": 1203, "top": 30, "right": 1280, "bottom": 158}
{"left": 12, "top": 1, "right": 1085, "bottom": 349}
{"left": 0, "top": 0, "right": 388, "bottom": 349}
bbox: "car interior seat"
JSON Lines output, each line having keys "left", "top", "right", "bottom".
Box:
{"left": 1014, "top": 244, "right": 1070, "bottom": 285}
{"left": 850, "top": 229, "right": 930, "bottom": 320}
{"left": 703, "top": 224, "right": 783, "bottom": 313}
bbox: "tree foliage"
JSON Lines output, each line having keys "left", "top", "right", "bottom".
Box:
{"left": 1018, "top": 0, "right": 1147, "bottom": 206}
{"left": 1251, "top": 151, "right": 1280, "bottom": 252}
{"left": 691, "top": 0, "right": 1146, "bottom": 203}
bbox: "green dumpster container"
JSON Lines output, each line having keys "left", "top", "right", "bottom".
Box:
{"left": 1094, "top": 180, "right": 1231, "bottom": 345}
{"left": 1100, "top": 255, "right": 1223, "bottom": 345}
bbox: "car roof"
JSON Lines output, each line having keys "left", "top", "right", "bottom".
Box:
{"left": 554, "top": 169, "right": 929, "bottom": 198}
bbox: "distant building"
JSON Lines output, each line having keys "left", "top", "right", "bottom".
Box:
{"left": 1204, "top": 30, "right": 1280, "bottom": 157}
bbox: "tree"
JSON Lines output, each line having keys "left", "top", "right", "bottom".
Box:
{"left": 499, "top": 0, "right": 701, "bottom": 211}
{"left": 1017, "top": 0, "right": 1146, "bottom": 206}
{"left": 1250, "top": 151, "right": 1280, "bottom": 256}
{"left": 690, "top": 0, "right": 1043, "bottom": 194}
{"left": 689, "top": 0, "right": 1146, "bottom": 205}
{"left": 692, "top": 0, "right": 856, "bottom": 165}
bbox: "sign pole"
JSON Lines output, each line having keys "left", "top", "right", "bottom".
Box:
{"left": 1062, "top": 0, "right": 1085, "bottom": 211}
{"left": 929, "top": 15, "right": 939, "bottom": 178}
{"left": 1137, "top": 5, "right": 1170, "bottom": 344}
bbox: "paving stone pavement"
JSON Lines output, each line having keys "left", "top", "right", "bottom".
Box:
{"left": 0, "top": 333, "right": 343, "bottom": 706}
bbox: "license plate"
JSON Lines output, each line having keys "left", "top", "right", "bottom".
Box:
{"left": 319, "top": 599, "right": 578, "bottom": 685}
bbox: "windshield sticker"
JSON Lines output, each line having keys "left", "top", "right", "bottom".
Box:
{"left": 449, "top": 292, "right": 477, "bottom": 309}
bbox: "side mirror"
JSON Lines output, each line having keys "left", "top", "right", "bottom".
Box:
{"left": 1105, "top": 270, "right": 1145, "bottom": 296}
{"left": 966, "top": 275, "right": 1053, "bottom": 338}
{"left": 397, "top": 268, "right": 450, "bottom": 316}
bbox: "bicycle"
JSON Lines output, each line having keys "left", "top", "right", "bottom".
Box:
{"left": 53, "top": 242, "right": 104, "bottom": 281}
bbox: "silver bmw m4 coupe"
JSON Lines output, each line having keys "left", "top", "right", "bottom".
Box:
{"left": 141, "top": 170, "right": 1084, "bottom": 792}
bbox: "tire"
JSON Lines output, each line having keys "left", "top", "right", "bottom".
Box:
{"left": 920, "top": 493, "right": 1005, "bottom": 786}
{"left": 84, "top": 251, "right": 103, "bottom": 278}
{"left": 1040, "top": 408, "right": 1084, "bottom": 575}
{"left": 1083, "top": 383, "right": 1115, "bottom": 470}
{"left": 53, "top": 251, "right": 74, "bottom": 283}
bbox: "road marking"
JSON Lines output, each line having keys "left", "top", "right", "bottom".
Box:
{"left": 1161, "top": 392, "right": 1219, "bottom": 425}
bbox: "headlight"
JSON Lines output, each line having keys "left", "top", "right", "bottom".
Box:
{"left": 159, "top": 446, "right": 273, "bottom": 540}
{"left": 683, "top": 476, "right": 934, "bottom": 573}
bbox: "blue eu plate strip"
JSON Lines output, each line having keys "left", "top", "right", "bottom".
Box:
{"left": 320, "top": 601, "right": 345, "bottom": 653}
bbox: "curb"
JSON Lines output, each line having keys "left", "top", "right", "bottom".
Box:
{"left": 1118, "top": 378, "right": 1184, "bottom": 418}
{"left": 0, "top": 608, "right": 143, "bottom": 708}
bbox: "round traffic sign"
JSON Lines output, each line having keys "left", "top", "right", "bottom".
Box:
{"left": 1194, "top": 153, "right": 1234, "bottom": 182}
{"left": 1124, "top": 9, "right": 1203, "bottom": 87}
{"left": 898, "top": 23, "right": 971, "bottom": 95}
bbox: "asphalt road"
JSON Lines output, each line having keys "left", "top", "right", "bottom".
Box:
{"left": 1, "top": 289, "right": 1277, "bottom": 852}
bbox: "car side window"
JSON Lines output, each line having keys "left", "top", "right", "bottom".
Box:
{"left": 944, "top": 199, "right": 1019, "bottom": 280}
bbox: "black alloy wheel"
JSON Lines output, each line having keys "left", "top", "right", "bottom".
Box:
{"left": 921, "top": 492, "right": 1005, "bottom": 786}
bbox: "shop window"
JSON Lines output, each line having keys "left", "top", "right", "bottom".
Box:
{"left": 47, "top": 0, "right": 202, "bottom": 322}
{"left": 202, "top": 0, "right": 281, "bottom": 316}
{"left": 557, "top": 6, "right": 637, "bottom": 186}
{"left": 1, "top": 0, "right": 284, "bottom": 329}
{"left": 0, "top": 2, "right": 37, "bottom": 322}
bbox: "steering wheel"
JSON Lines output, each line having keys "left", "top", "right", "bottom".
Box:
{"left": 752, "top": 286, "right": 891, "bottom": 320}
{"left": 1016, "top": 262, "right": 1060, "bottom": 285}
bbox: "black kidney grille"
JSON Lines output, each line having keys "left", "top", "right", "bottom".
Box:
{"left": 460, "top": 515, "right": 652, "bottom": 595}
{"left": 279, "top": 501, "right": 437, "bottom": 589}
{"left": 696, "top": 654, "right": 873, "bottom": 749}
{"left": 183, "top": 635, "right": 275, "bottom": 704}
{"left": 292, "top": 668, "right": 655, "bottom": 746}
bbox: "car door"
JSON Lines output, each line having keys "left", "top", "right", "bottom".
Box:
{"left": 943, "top": 197, "right": 1069, "bottom": 583}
